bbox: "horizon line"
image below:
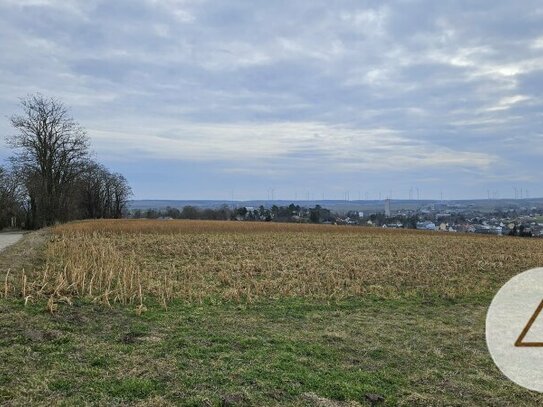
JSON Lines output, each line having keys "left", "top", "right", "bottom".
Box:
{"left": 129, "top": 197, "right": 543, "bottom": 202}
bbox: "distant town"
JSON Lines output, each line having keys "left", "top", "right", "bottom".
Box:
{"left": 129, "top": 198, "right": 543, "bottom": 238}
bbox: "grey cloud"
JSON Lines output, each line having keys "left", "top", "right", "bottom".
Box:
{"left": 0, "top": 0, "right": 542, "bottom": 199}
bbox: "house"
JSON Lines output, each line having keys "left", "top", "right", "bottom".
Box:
{"left": 474, "top": 225, "right": 502, "bottom": 235}
{"left": 416, "top": 221, "right": 436, "bottom": 231}
{"left": 385, "top": 222, "right": 403, "bottom": 229}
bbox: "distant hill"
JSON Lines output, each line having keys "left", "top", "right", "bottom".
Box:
{"left": 129, "top": 198, "right": 543, "bottom": 213}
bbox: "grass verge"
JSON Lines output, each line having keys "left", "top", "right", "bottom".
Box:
{"left": 1, "top": 296, "right": 542, "bottom": 406}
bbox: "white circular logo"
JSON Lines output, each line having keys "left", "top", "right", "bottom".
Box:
{"left": 486, "top": 267, "right": 543, "bottom": 392}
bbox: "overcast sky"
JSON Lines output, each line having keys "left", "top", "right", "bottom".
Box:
{"left": 1, "top": 0, "right": 542, "bottom": 200}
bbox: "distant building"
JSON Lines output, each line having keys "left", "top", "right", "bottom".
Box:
{"left": 385, "top": 222, "right": 403, "bottom": 229}
{"left": 416, "top": 221, "right": 436, "bottom": 231}
{"left": 384, "top": 199, "right": 391, "bottom": 217}
{"left": 474, "top": 225, "right": 502, "bottom": 235}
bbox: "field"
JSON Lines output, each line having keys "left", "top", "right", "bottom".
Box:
{"left": 2, "top": 220, "right": 543, "bottom": 406}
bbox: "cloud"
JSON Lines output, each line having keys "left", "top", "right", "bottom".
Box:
{"left": 0, "top": 0, "right": 542, "bottom": 199}
{"left": 88, "top": 121, "right": 496, "bottom": 174}
{"left": 485, "top": 95, "right": 532, "bottom": 112}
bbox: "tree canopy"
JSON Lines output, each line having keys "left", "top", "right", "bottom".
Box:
{"left": 1, "top": 95, "right": 132, "bottom": 229}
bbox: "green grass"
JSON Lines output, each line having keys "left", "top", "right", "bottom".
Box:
{"left": 1, "top": 296, "right": 542, "bottom": 406}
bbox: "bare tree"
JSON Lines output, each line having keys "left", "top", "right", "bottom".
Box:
{"left": 110, "top": 172, "right": 132, "bottom": 218}
{"left": 8, "top": 94, "right": 90, "bottom": 227}
{"left": 4, "top": 94, "right": 132, "bottom": 229}
{"left": 0, "top": 166, "right": 24, "bottom": 228}
{"left": 78, "top": 161, "right": 132, "bottom": 219}
{"left": 78, "top": 161, "right": 108, "bottom": 219}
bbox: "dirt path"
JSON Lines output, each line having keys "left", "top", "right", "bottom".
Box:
{"left": 0, "top": 232, "right": 24, "bottom": 252}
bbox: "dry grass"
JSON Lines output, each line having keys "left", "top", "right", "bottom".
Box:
{"left": 9, "top": 219, "right": 543, "bottom": 306}
{"left": 52, "top": 218, "right": 421, "bottom": 235}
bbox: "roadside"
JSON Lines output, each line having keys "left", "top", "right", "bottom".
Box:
{"left": 0, "top": 229, "right": 48, "bottom": 286}
{"left": 0, "top": 231, "right": 24, "bottom": 252}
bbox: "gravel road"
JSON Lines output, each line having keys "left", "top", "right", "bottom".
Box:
{"left": 0, "top": 232, "right": 23, "bottom": 252}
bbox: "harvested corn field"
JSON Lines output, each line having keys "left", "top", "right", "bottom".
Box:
{"left": 2, "top": 221, "right": 543, "bottom": 406}
{"left": 12, "top": 219, "right": 543, "bottom": 306}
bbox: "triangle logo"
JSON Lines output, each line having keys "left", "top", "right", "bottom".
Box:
{"left": 515, "top": 299, "right": 543, "bottom": 347}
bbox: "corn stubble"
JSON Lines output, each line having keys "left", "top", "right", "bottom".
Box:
{"left": 7, "top": 219, "right": 543, "bottom": 308}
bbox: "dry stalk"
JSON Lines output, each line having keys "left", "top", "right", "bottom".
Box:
{"left": 4, "top": 269, "right": 10, "bottom": 298}
{"left": 18, "top": 219, "right": 543, "bottom": 307}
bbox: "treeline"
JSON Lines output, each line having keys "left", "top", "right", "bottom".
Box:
{"left": 131, "top": 204, "right": 335, "bottom": 223}
{"left": 133, "top": 206, "right": 234, "bottom": 221}
{"left": 0, "top": 95, "right": 131, "bottom": 229}
{"left": 509, "top": 225, "right": 536, "bottom": 237}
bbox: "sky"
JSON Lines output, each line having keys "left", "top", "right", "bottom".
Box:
{"left": 0, "top": 0, "right": 542, "bottom": 201}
